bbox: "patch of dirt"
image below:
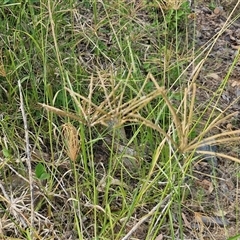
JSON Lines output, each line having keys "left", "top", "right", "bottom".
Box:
{"left": 182, "top": 1, "right": 240, "bottom": 239}
{"left": 193, "top": 3, "right": 240, "bottom": 111}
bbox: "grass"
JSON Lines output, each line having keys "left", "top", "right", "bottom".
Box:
{"left": 0, "top": 0, "right": 240, "bottom": 239}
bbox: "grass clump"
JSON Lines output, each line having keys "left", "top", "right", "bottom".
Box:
{"left": 0, "top": 0, "right": 240, "bottom": 239}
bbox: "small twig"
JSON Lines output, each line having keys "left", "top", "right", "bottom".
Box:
{"left": 18, "top": 80, "right": 34, "bottom": 237}
{"left": 121, "top": 193, "right": 172, "bottom": 240}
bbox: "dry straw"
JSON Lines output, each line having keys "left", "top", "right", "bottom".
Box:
{"left": 40, "top": 69, "right": 240, "bottom": 164}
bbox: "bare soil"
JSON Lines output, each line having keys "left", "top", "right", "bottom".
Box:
{"left": 182, "top": 1, "right": 240, "bottom": 239}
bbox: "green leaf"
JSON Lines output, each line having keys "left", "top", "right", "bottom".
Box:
{"left": 2, "top": 148, "right": 11, "bottom": 158}
{"left": 35, "top": 163, "right": 49, "bottom": 180}
{"left": 227, "top": 234, "right": 240, "bottom": 240}
{"left": 39, "top": 172, "right": 50, "bottom": 181}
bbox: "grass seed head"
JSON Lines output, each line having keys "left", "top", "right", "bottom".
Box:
{"left": 0, "top": 51, "right": 6, "bottom": 77}
{"left": 159, "top": 0, "right": 187, "bottom": 10}
{"left": 62, "top": 123, "right": 80, "bottom": 162}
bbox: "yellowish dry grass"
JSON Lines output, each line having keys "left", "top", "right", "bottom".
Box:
{"left": 62, "top": 123, "right": 80, "bottom": 162}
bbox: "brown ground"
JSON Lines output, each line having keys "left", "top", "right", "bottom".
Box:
{"left": 182, "top": 1, "right": 240, "bottom": 239}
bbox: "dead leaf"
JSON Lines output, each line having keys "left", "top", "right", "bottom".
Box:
{"left": 206, "top": 73, "right": 221, "bottom": 81}
{"left": 226, "top": 123, "right": 233, "bottom": 130}
{"left": 201, "top": 215, "right": 230, "bottom": 227}
{"left": 213, "top": 210, "right": 227, "bottom": 217}
{"left": 97, "top": 175, "right": 128, "bottom": 192}
{"left": 188, "top": 13, "right": 196, "bottom": 19}
{"left": 196, "top": 179, "right": 214, "bottom": 194}
{"left": 155, "top": 233, "right": 163, "bottom": 240}
{"left": 225, "top": 178, "right": 234, "bottom": 190}
{"left": 231, "top": 45, "right": 240, "bottom": 50}
{"left": 213, "top": 6, "right": 223, "bottom": 15}
{"left": 194, "top": 212, "right": 204, "bottom": 233}
{"left": 231, "top": 80, "right": 240, "bottom": 87}
{"left": 182, "top": 213, "right": 191, "bottom": 229}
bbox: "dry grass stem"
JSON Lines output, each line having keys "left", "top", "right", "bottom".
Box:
{"left": 18, "top": 80, "right": 34, "bottom": 237}
{"left": 41, "top": 74, "right": 167, "bottom": 130}
{"left": 195, "top": 150, "right": 240, "bottom": 164}
{"left": 39, "top": 103, "right": 83, "bottom": 122}
{"left": 187, "top": 130, "right": 240, "bottom": 152}
{"left": 121, "top": 192, "right": 173, "bottom": 240}
{"left": 126, "top": 113, "right": 177, "bottom": 148}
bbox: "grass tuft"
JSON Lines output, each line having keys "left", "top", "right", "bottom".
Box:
{"left": 1, "top": 0, "right": 240, "bottom": 239}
